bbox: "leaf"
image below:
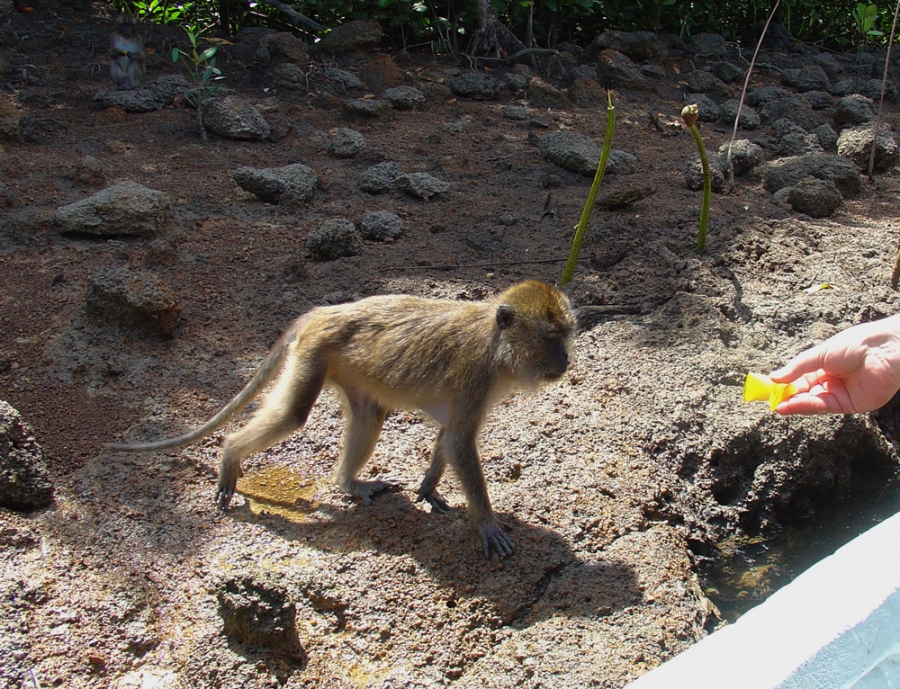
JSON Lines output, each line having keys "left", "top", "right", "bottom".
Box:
{"left": 199, "top": 46, "right": 218, "bottom": 62}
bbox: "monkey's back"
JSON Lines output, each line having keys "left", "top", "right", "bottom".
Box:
{"left": 299, "top": 295, "right": 505, "bottom": 417}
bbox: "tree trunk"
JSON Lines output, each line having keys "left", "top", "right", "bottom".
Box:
{"left": 470, "top": 0, "right": 526, "bottom": 58}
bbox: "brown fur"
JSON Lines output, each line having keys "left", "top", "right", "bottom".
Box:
{"left": 107, "top": 280, "right": 576, "bottom": 557}
{"left": 109, "top": 14, "right": 146, "bottom": 91}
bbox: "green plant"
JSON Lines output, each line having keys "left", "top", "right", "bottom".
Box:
{"left": 853, "top": 2, "right": 884, "bottom": 44}
{"left": 131, "top": 0, "right": 191, "bottom": 24}
{"left": 682, "top": 104, "right": 711, "bottom": 253}
{"left": 172, "top": 26, "right": 224, "bottom": 141}
{"left": 560, "top": 90, "right": 615, "bottom": 286}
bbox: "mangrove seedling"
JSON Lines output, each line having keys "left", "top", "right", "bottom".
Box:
{"left": 172, "top": 27, "right": 224, "bottom": 141}
{"left": 561, "top": 90, "right": 616, "bottom": 286}
{"left": 682, "top": 104, "right": 711, "bottom": 253}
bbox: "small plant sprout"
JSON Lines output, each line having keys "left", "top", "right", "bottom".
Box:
{"left": 561, "top": 89, "right": 616, "bottom": 286}
{"left": 682, "top": 104, "right": 711, "bottom": 253}
{"left": 172, "top": 26, "right": 225, "bottom": 141}
{"left": 743, "top": 372, "right": 797, "bottom": 411}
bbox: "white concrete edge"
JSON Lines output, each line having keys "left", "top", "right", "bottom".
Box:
{"left": 626, "top": 510, "right": 900, "bottom": 689}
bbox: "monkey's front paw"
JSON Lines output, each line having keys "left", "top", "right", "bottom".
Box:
{"left": 416, "top": 489, "right": 452, "bottom": 514}
{"left": 479, "top": 520, "right": 513, "bottom": 558}
{"left": 349, "top": 476, "right": 404, "bottom": 506}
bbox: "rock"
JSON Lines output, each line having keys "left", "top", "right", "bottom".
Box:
{"left": 718, "top": 100, "right": 760, "bottom": 129}
{"left": 686, "top": 70, "right": 730, "bottom": 99}
{"left": 0, "top": 401, "right": 53, "bottom": 511}
{"left": 503, "top": 105, "right": 530, "bottom": 120}
{"left": 272, "top": 63, "right": 306, "bottom": 91}
{"left": 782, "top": 64, "right": 831, "bottom": 92}
{"left": 804, "top": 90, "right": 833, "bottom": 110}
{"left": 95, "top": 75, "right": 190, "bottom": 113}
{"left": 360, "top": 210, "right": 403, "bottom": 240}
{"left": 202, "top": 95, "right": 270, "bottom": 141}
{"left": 718, "top": 139, "right": 764, "bottom": 176}
{"left": 861, "top": 78, "right": 898, "bottom": 103}
{"left": 747, "top": 85, "right": 792, "bottom": 107}
{"left": 594, "top": 30, "right": 667, "bottom": 64}
{"left": 54, "top": 181, "right": 171, "bottom": 238}
{"left": 751, "top": 21, "right": 793, "bottom": 50}
{"left": 684, "top": 153, "right": 725, "bottom": 192}
{"left": 322, "top": 67, "right": 365, "bottom": 91}
{"left": 779, "top": 131, "right": 823, "bottom": 156}
{"left": 317, "top": 19, "right": 383, "bottom": 55}
{"left": 710, "top": 61, "right": 745, "bottom": 84}
{"left": 595, "top": 50, "right": 653, "bottom": 91}
{"left": 812, "top": 52, "right": 845, "bottom": 80}
{"left": 834, "top": 94, "right": 876, "bottom": 126}
{"left": 341, "top": 98, "right": 392, "bottom": 118}
{"left": 786, "top": 176, "right": 843, "bottom": 217}
{"left": 0, "top": 93, "right": 22, "bottom": 140}
{"left": 70, "top": 156, "right": 105, "bottom": 187}
{"left": 306, "top": 218, "right": 363, "bottom": 261}
{"left": 759, "top": 95, "right": 819, "bottom": 130}
{"left": 537, "top": 130, "right": 634, "bottom": 177}
{"left": 815, "top": 123, "right": 839, "bottom": 150}
{"left": 396, "top": 172, "right": 451, "bottom": 199}
{"left": 233, "top": 163, "right": 318, "bottom": 204}
{"left": 449, "top": 72, "right": 505, "bottom": 100}
{"left": 383, "top": 86, "right": 425, "bottom": 110}
{"left": 685, "top": 32, "right": 728, "bottom": 57}
{"left": 837, "top": 122, "right": 900, "bottom": 172}
{"left": 761, "top": 153, "right": 862, "bottom": 197}
{"left": 258, "top": 32, "right": 307, "bottom": 68}
{"left": 85, "top": 266, "right": 181, "bottom": 338}
{"left": 568, "top": 78, "right": 605, "bottom": 107}
{"left": 360, "top": 162, "right": 403, "bottom": 194}
{"left": 692, "top": 94, "right": 720, "bottom": 123}
{"left": 216, "top": 570, "right": 301, "bottom": 654}
{"left": 358, "top": 54, "right": 406, "bottom": 91}
{"left": 466, "top": 224, "right": 505, "bottom": 253}
{"left": 526, "top": 78, "right": 570, "bottom": 109}
{"left": 328, "top": 128, "right": 365, "bottom": 158}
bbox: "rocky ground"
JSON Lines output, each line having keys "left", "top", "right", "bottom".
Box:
{"left": 3, "top": 3, "right": 900, "bottom": 688}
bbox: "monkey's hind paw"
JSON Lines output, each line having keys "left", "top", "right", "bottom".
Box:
{"left": 215, "top": 485, "right": 236, "bottom": 510}
{"left": 416, "top": 489, "right": 452, "bottom": 514}
{"left": 348, "top": 475, "right": 404, "bottom": 506}
{"left": 479, "top": 521, "right": 514, "bottom": 558}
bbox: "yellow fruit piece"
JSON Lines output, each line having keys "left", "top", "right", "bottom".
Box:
{"left": 743, "top": 373, "right": 798, "bottom": 410}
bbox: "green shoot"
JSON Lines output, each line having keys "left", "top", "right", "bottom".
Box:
{"left": 172, "top": 26, "right": 224, "bottom": 141}
{"left": 682, "top": 104, "right": 711, "bottom": 253}
{"left": 560, "top": 90, "right": 616, "bottom": 286}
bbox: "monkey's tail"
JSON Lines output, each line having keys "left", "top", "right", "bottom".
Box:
{"left": 105, "top": 327, "right": 300, "bottom": 453}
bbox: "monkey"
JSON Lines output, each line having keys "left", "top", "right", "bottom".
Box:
{"left": 106, "top": 280, "right": 576, "bottom": 558}
{"left": 109, "top": 14, "right": 146, "bottom": 91}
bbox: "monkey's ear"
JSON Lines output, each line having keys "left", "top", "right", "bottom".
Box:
{"left": 496, "top": 304, "right": 515, "bottom": 330}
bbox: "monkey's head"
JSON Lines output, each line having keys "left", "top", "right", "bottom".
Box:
{"left": 116, "top": 13, "right": 137, "bottom": 36}
{"left": 495, "top": 280, "right": 576, "bottom": 387}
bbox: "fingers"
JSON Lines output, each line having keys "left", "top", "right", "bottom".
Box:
{"left": 769, "top": 345, "right": 825, "bottom": 384}
{"left": 774, "top": 379, "right": 855, "bottom": 415}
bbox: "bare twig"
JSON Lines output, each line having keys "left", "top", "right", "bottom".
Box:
{"left": 255, "top": 0, "right": 324, "bottom": 32}
{"left": 725, "top": 0, "right": 781, "bottom": 187}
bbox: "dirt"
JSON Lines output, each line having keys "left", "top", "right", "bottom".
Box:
{"left": 3, "top": 3, "right": 900, "bottom": 688}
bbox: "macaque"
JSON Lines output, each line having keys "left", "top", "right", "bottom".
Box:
{"left": 107, "top": 280, "right": 576, "bottom": 557}
{"left": 109, "top": 13, "right": 146, "bottom": 91}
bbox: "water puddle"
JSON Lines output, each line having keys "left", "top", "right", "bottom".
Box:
{"left": 237, "top": 465, "right": 322, "bottom": 522}
{"left": 704, "top": 470, "right": 900, "bottom": 622}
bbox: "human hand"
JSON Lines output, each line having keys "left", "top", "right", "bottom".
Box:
{"left": 769, "top": 314, "right": 900, "bottom": 415}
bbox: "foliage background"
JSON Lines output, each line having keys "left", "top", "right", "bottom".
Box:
{"left": 123, "top": 0, "right": 879, "bottom": 54}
